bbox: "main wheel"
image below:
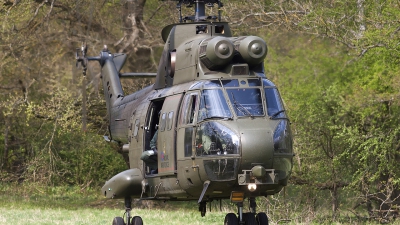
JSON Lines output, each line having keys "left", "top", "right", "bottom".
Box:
{"left": 112, "top": 217, "right": 125, "bottom": 225}
{"left": 256, "top": 212, "right": 268, "bottom": 225}
{"left": 243, "top": 213, "right": 257, "bottom": 225}
{"left": 131, "top": 216, "right": 143, "bottom": 225}
{"left": 224, "top": 213, "right": 238, "bottom": 225}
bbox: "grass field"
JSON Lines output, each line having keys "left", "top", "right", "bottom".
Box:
{"left": 0, "top": 184, "right": 231, "bottom": 225}
{"left": 0, "top": 207, "right": 229, "bottom": 225}
{"left": 1, "top": 184, "right": 398, "bottom": 225}
{"left": 0, "top": 198, "right": 386, "bottom": 225}
{"left": 0, "top": 198, "right": 229, "bottom": 225}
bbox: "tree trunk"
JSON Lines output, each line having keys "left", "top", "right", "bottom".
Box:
{"left": 2, "top": 116, "right": 9, "bottom": 169}
{"left": 331, "top": 183, "right": 338, "bottom": 220}
{"left": 331, "top": 164, "right": 339, "bottom": 220}
{"left": 117, "top": 0, "right": 146, "bottom": 53}
{"left": 356, "top": 0, "right": 365, "bottom": 39}
{"left": 82, "top": 76, "right": 87, "bottom": 132}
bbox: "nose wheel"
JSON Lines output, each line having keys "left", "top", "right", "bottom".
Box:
{"left": 224, "top": 213, "right": 238, "bottom": 225}
{"left": 112, "top": 197, "right": 143, "bottom": 225}
{"left": 255, "top": 212, "right": 269, "bottom": 225}
{"left": 224, "top": 197, "right": 269, "bottom": 225}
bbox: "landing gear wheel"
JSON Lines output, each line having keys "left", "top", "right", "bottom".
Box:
{"left": 256, "top": 212, "right": 268, "bottom": 225}
{"left": 224, "top": 213, "right": 238, "bottom": 225}
{"left": 243, "top": 213, "right": 257, "bottom": 225}
{"left": 131, "top": 216, "right": 143, "bottom": 225}
{"left": 112, "top": 217, "right": 125, "bottom": 225}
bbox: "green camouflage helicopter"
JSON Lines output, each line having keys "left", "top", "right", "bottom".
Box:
{"left": 76, "top": 0, "right": 293, "bottom": 224}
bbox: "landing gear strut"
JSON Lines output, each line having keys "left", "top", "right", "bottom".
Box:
{"left": 199, "top": 201, "right": 207, "bottom": 217}
{"left": 112, "top": 197, "right": 143, "bottom": 225}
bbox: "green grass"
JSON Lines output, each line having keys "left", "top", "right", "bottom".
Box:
{"left": 0, "top": 207, "right": 229, "bottom": 225}
{"left": 0, "top": 183, "right": 398, "bottom": 225}
{"left": 0, "top": 183, "right": 230, "bottom": 225}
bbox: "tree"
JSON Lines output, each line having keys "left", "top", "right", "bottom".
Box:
{"left": 0, "top": 0, "right": 150, "bottom": 185}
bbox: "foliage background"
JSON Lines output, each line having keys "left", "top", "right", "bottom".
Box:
{"left": 1, "top": 0, "right": 399, "bottom": 223}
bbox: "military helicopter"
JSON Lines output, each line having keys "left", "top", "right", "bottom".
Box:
{"left": 75, "top": 0, "right": 293, "bottom": 224}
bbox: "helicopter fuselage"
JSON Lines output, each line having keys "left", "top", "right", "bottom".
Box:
{"left": 99, "top": 22, "right": 293, "bottom": 203}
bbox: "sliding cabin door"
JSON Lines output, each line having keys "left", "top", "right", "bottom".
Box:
{"left": 157, "top": 94, "right": 183, "bottom": 175}
{"left": 176, "top": 91, "right": 204, "bottom": 192}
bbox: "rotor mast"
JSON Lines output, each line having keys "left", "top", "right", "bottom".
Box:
{"left": 194, "top": 1, "right": 206, "bottom": 21}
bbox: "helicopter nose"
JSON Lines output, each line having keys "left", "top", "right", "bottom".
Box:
{"left": 240, "top": 127, "right": 273, "bottom": 169}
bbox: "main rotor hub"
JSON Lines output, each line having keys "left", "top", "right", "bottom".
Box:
{"left": 176, "top": 0, "right": 224, "bottom": 22}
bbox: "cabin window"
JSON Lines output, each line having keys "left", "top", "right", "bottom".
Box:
{"left": 160, "top": 112, "right": 167, "bottom": 131}
{"left": 133, "top": 119, "right": 140, "bottom": 137}
{"left": 265, "top": 88, "right": 285, "bottom": 118}
{"left": 226, "top": 88, "right": 264, "bottom": 117}
{"left": 167, "top": 111, "right": 174, "bottom": 130}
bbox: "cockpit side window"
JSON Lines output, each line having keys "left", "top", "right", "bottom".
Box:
{"left": 262, "top": 78, "right": 275, "bottom": 87}
{"left": 179, "top": 92, "right": 199, "bottom": 125}
{"left": 265, "top": 88, "right": 285, "bottom": 118}
{"left": 198, "top": 89, "right": 232, "bottom": 121}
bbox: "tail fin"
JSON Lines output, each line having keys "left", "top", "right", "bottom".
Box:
{"left": 101, "top": 53, "right": 126, "bottom": 115}
{"left": 76, "top": 46, "right": 126, "bottom": 116}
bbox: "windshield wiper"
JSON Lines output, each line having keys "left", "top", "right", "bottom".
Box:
{"left": 230, "top": 92, "right": 253, "bottom": 118}
{"left": 269, "top": 110, "right": 286, "bottom": 119}
{"left": 203, "top": 116, "right": 232, "bottom": 121}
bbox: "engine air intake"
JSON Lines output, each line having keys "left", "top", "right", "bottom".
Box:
{"left": 234, "top": 36, "right": 268, "bottom": 66}
{"left": 199, "top": 36, "right": 235, "bottom": 69}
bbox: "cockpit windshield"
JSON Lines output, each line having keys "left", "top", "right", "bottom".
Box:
{"left": 198, "top": 89, "right": 232, "bottom": 122}
{"left": 190, "top": 79, "right": 285, "bottom": 120}
{"left": 226, "top": 88, "right": 264, "bottom": 117}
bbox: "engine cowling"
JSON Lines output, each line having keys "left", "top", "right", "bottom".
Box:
{"left": 199, "top": 36, "right": 235, "bottom": 70}
{"left": 234, "top": 36, "right": 268, "bottom": 66}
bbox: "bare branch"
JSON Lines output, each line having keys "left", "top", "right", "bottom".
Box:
{"left": 44, "top": 0, "right": 56, "bottom": 20}
{"left": 27, "top": 1, "right": 47, "bottom": 27}
{"left": 358, "top": 43, "right": 385, "bottom": 57}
